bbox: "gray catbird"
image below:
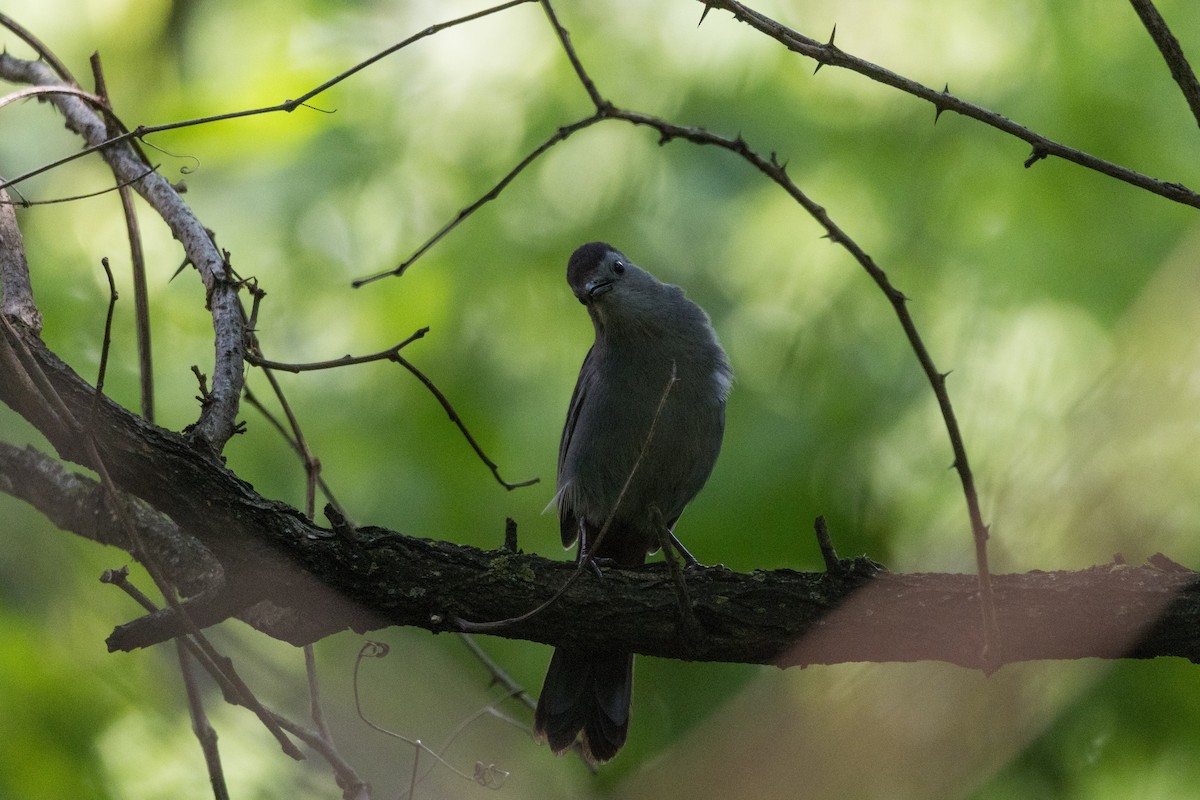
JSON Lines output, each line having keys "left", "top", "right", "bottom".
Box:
{"left": 533, "top": 241, "right": 732, "bottom": 764}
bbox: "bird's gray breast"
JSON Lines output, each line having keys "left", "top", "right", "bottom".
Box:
{"left": 558, "top": 332, "right": 726, "bottom": 535}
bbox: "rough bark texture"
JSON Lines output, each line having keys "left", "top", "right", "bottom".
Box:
{"left": 3, "top": 320, "right": 1200, "bottom": 669}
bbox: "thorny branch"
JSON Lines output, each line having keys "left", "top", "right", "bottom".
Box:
{"left": 1, "top": 0, "right": 1199, "bottom": 793}
{"left": 1127, "top": 0, "right": 1200, "bottom": 130}
{"left": 696, "top": 0, "right": 1200, "bottom": 207}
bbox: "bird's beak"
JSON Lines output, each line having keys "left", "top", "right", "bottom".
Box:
{"left": 584, "top": 278, "right": 613, "bottom": 301}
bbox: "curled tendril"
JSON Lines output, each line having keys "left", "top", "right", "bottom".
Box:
{"left": 474, "top": 762, "right": 510, "bottom": 789}
{"left": 359, "top": 640, "right": 390, "bottom": 659}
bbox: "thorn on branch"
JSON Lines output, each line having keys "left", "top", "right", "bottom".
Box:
{"left": 698, "top": 2, "right": 715, "bottom": 27}
{"left": 934, "top": 83, "right": 951, "bottom": 123}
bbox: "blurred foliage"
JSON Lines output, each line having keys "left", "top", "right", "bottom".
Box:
{"left": 2, "top": 0, "right": 1200, "bottom": 797}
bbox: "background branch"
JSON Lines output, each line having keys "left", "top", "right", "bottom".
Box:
{"left": 1128, "top": 0, "right": 1200, "bottom": 130}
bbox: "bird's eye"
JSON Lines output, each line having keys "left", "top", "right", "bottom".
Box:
{"left": 612, "top": 260, "right": 625, "bottom": 275}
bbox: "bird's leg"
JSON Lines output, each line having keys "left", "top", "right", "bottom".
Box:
{"left": 651, "top": 508, "right": 702, "bottom": 644}
{"left": 577, "top": 518, "right": 615, "bottom": 578}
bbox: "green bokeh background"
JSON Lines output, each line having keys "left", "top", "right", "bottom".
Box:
{"left": 2, "top": 0, "right": 1199, "bottom": 797}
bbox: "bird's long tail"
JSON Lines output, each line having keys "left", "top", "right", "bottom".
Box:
{"left": 533, "top": 647, "right": 633, "bottom": 764}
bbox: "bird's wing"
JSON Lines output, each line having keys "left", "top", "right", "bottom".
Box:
{"left": 557, "top": 345, "right": 596, "bottom": 546}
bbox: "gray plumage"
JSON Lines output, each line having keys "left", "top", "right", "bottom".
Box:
{"left": 533, "top": 241, "right": 731, "bottom": 764}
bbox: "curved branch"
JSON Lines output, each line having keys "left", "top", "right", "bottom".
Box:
{"left": 0, "top": 52, "right": 245, "bottom": 452}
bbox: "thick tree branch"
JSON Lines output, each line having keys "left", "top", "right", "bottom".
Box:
{"left": 2, "top": 321, "right": 1199, "bottom": 668}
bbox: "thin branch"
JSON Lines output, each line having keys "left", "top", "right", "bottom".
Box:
{"left": 242, "top": 386, "right": 346, "bottom": 515}
{"left": 176, "top": 642, "right": 231, "bottom": 800}
{"left": 0, "top": 163, "right": 160, "bottom": 206}
{"left": 0, "top": 1, "right": 538, "bottom": 196}
{"left": 94, "top": 257, "right": 118, "bottom": 402}
{"left": 245, "top": 327, "right": 429, "bottom": 372}
{"left": 391, "top": 352, "right": 540, "bottom": 491}
{"left": 698, "top": 0, "right": 1200, "bottom": 208}
{"left": 100, "top": 567, "right": 305, "bottom": 760}
{"left": 1128, "top": 0, "right": 1200, "bottom": 130}
{"left": 352, "top": 112, "right": 606, "bottom": 287}
{"left": 91, "top": 53, "right": 155, "bottom": 422}
{"left": 245, "top": 325, "right": 535, "bottom": 491}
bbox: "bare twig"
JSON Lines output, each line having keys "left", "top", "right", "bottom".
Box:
{"left": 245, "top": 324, "right": 534, "bottom": 491}
{"left": 351, "top": 112, "right": 606, "bottom": 287}
{"left": 92, "top": 53, "right": 155, "bottom": 422}
{"left": 176, "top": 642, "right": 230, "bottom": 800}
{"left": 245, "top": 327, "right": 429, "bottom": 372}
{"left": 0, "top": 1, "right": 538, "bottom": 196}
{"left": 391, "top": 352, "right": 539, "bottom": 491}
{"left": 242, "top": 386, "right": 347, "bottom": 515}
{"left": 0, "top": 163, "right": 160, "bottom": 206}
{"left": 1128, "top": 0, "right": 1200, "bottom": 130}
{"left": 94, "top": 257, "right": 118, "bottom": 402}
{"left": 695, "top": 0, "right": 1200, "bottom": 208}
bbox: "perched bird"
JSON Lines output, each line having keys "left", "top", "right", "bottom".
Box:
{"left": 533, "top": 241, "right": 732, "bottom": 764}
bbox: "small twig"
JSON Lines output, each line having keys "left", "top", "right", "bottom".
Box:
{"left": 176, "top": 641, "right": 230, "bottom": 800}
{"left": 1128, "top": 0, "right": 1200, "bottom": 130}
{"left": 456, "top": 633, "right": 535, "bottom": 711}
{"left": 304, "top": 644, "right": 335, "bottom": 744}
{"left": 244, "top": 324, "right": 534, "bottom": 491}
{"left": 94, "top": 51, "right": 155, "bottom": 422}
{"left": 351, "top": 112, "right": 606, "bottom": 287}
{"left": 94, "top": 257, "right": 118, "bottom": 403}
{"left": 0, "top": 163, "right": 160, "bottom": 206}
{"left": 242, "top": 386, "right": 346, "bottom": 516}
{"left": 391, "top": 352, "right": 539, "bottom": 491}
{"left": 245, "top": 327, "right": 429, "bottom": 372}
{"left": 814, "top": 515, "right": 840, "bottom": 572}
{"left": 503, "top": 517, "right": 519, "bottom": 552}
